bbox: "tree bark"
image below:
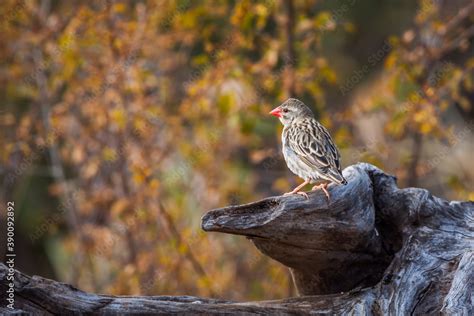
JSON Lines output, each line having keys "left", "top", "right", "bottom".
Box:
{"left": 1, "top": 163, "right": 472, "bottom": 315}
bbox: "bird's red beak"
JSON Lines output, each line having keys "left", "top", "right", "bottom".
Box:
{"left": 269, "top": 107, "right": 282, "bottom": 118}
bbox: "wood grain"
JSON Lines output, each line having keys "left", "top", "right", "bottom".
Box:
{"left": 1, "top": 163, "right": 472, "bottom": 315}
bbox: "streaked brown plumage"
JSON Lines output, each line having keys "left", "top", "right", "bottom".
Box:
{"left": 270, "top": 98, "right": 347, "bottom": 200}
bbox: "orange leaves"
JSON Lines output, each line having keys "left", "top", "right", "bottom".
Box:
{"left": 111, "top": 199, "right": 129, "bottom": 217}
{"left": 112, "top": 3, "right": 128, "bottom": 14}
{"left": 131, "top": 164, "right": 154, "bottom": 186}
{"left": 69, "top": 145, "right": 84, "bottom": 164}
{"left": 83, "top": 159, "right": 100, "bottom": 179}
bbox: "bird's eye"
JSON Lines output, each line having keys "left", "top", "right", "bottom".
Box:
{"left": 282, "top": 109, "right": 289, "bottom": 113}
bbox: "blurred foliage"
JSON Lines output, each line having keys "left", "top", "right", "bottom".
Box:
{"left": 0, "top": 0, "right": 473, "bottom": 300}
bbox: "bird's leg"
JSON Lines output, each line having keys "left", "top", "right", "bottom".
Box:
{"left": 311, "top": 183, "right": 330, "bottom": 202}
{"left": 284, "top": 180, "right": 309, "bottom": 199}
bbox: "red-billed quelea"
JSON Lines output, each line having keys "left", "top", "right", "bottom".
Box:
{"left": 270, "top": 98, "right": 347, "bottom": 201}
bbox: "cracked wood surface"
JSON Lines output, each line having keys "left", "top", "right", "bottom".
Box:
{"left": 1, "top": 163, "right": 472, "bottom": 315}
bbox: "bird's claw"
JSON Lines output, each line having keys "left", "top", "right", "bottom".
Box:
{"left": 311, "top": 184, "right": 331, "bottom": 203}
{"left": 296, "top": 191, "right": 309, "bottom": 199}
{"left": 284, "top": 191, "right": 309, "bottom": 199}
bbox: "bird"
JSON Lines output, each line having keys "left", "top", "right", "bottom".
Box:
{"left": 269, "top": 98, "right": 347, "bottom": 201}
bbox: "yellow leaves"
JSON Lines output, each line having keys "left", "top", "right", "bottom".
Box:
{"left": 334, "top": 127, "right": 351, "bottom": 149}
{"left": 384, "top": 53, "right": 398, "bottom": 70}
{"left": 134, "top": 112, "right": 153, "bottom": 141}
{"left": 113, "top": 3, "right": 127, "bottom": 14}
{"left": 419, "top": 122, "right": 433, "bottom": 134}
{"left": 231, "top": 1, "right": 249, "bottom": 27}
{"left": 468, "top": 192, "right": 474, "bottom": 201}
{"left": 110, "top": 108, "right": 127, "bottom": 129}
{"left": 102, "top": 146, "right": 117, "bottom": 162}
{"left": 466, "top": 57, "right": 474, "bottom": 69}
{"left": 6, "top": 0, "right": 474, "bottom": 302}
{"left": 457, "top": 96, "right": 471, "bottom": 114}
{"left": 306, "top": 82, "right": 323, "bottom": 100}
{"left": 424, "top": 87, "right": 435, "bottom": 98}
{"left": 314, "top": 11, "right": 334, "bottom": 31}
{"left": 462, "top": 71, "right": 473, "bottom": 91}
{"left": 217, "top": 94, "right": 234, "bottom": 115}
{"left": 45, "top": 130, "right": 59, "bottom": 146}
{"left": 133, "top": 172, "right": 145, "bottom": 185}
{"left": 58, "top": 33, "right": 76, "bottom": 51}
{"left": 192, "top": 54, "right": 209, "bottom": 67}
{"left": 149, "top": 178, "right": 160, "bottom": 190}
{"left": 320, "top": 66, "right": 337, "bottom": 85}
{"left": 407, "top": 91, "right": 422, "bottom": 104}
{"left": 386, "top": 96, "right": 440, "bottom": 137}
{"left": 178, "top": 3, "right": 220, "bottom": 33}
{"left": 385, "top": 111, "right": 407, "bottom": 139}
{"left": 413, "top": 106, "right": 438, "bottom": 135}
{"left": 254, "top": 3, "right": 269, "bottom": 16}
{"left": 254, "top": 4, "right": 270, "bottom": 30}
{"left": 132, "top": 166, "right": 152, "bottom": 186}
{"left": 231, "top": 0, "right": 271, "bottom": 33}
{"left": 1, "top": 143, "right": 14, "bottom": 162}
{"left": 196, "top": 275, "right": 213, "bottom": 291}
{"left": 415, "top": 0, "right": 438, "bottom": 24}
{"left": 178, "top": 243, "right": 188, "bottom": 255}
{"left": 439, "top": 100, "right": 449, "bottom": 111}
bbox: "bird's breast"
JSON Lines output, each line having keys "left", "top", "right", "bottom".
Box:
{"left": 281, "top": 129, "right": 323, "bottom": 183}
{"left": 282, "top": 142, "right": 313, "bottom": 181}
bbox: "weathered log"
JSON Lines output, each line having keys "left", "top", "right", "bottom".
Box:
{"left": 202, "top": 163, "right": 473, "bottom": 314}
{"left": 1, "top": 163, "right": 472, "bottom": 315}
{"left": 203, "top": 163, "right": 391, "bottom": 295}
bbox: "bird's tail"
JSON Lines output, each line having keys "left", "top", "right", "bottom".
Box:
{"left": 326, "top": 169, "right": 348, "bottom": 185}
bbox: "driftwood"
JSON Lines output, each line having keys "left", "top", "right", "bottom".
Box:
{"left": 1, "top": 163, "right": 472, "bottom": 315}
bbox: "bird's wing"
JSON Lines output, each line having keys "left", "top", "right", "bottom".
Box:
{"left": 286, "top": 119, "right": 346, "bottom": 184}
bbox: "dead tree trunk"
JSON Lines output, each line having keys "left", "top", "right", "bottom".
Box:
{"left": 1, "top": 163, "right": 472, "bottom": 315}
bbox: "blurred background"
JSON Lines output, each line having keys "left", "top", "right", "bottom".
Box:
{"left": 0, "top": 0, "right": 473, "bottom": 300}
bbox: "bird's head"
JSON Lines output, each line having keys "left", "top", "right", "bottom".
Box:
{"left": 269, "top": 98, "right": 314, "bottom": 125}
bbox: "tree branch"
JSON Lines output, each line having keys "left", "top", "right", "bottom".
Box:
{"left": 2, "top": 163, "right": 472, "bottom": 314}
